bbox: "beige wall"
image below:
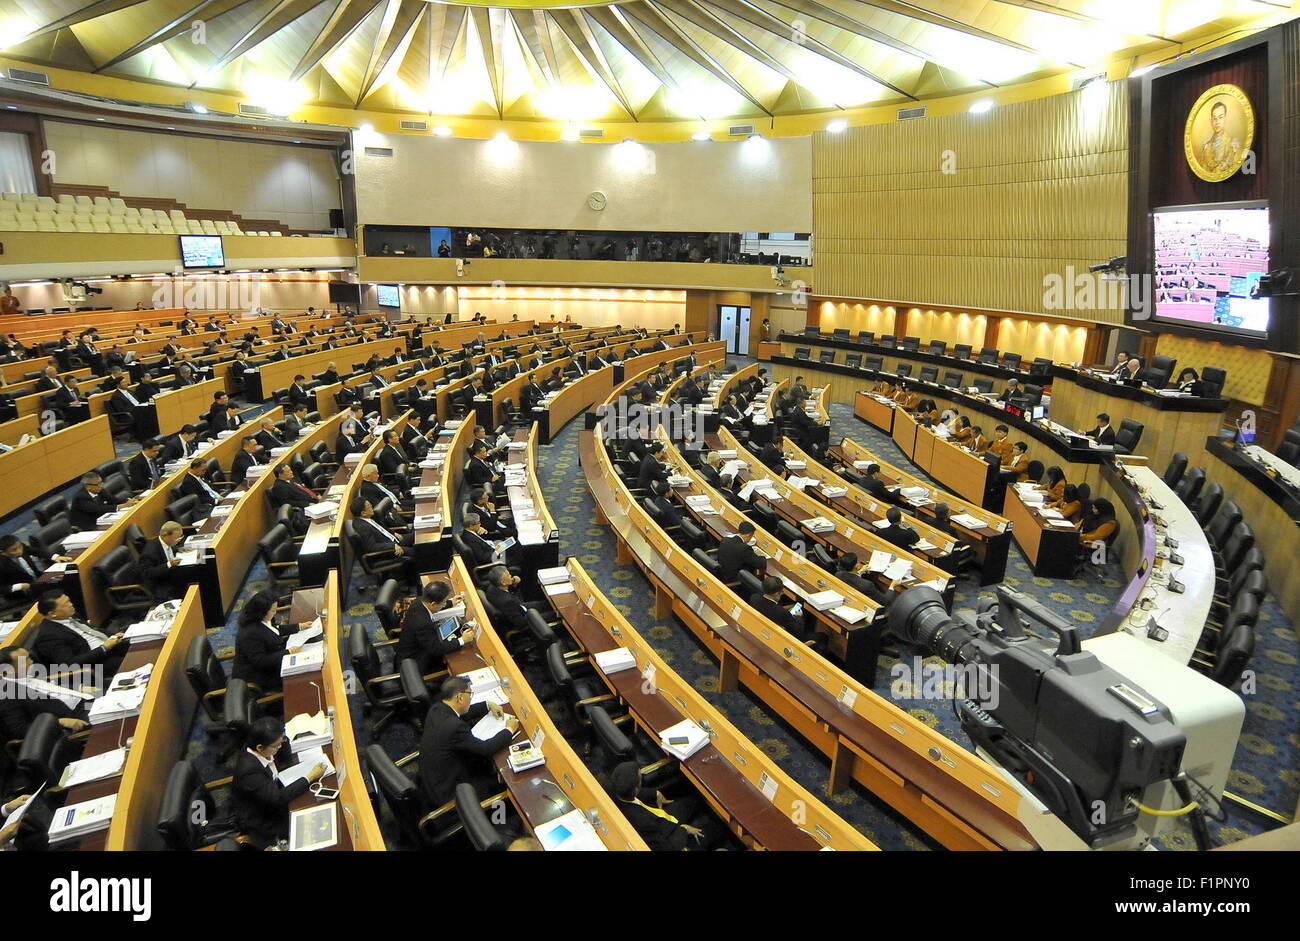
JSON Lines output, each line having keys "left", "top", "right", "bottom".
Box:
{"left": 454, "top": 286, "right": 687, "bottom": 331}
{"left": 11, "top": 273, "right": 339, "bottom": 316}
{"left": 356, "top": 133, "right": 811, "bottom": 232}
{"left": 813, "top": 82, "right": 1128, "bottom": 321}
{"left": 44, "top": 121, "right": 341, "bottom": 232}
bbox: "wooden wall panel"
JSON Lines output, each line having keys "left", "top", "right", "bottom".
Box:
{"left": 813, "top": 83, "right": 1129, "bottom": 321}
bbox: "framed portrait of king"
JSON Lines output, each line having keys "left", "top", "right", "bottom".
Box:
{"left": 1183, "top": 83, "right": 1255, "bottom": 183}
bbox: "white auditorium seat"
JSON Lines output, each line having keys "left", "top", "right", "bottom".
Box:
{"left": 200, "top": 219, "right": 219, "bottom": 234}
{"left": 1, "top": 192, "right": 18, "bottom": 202}
{"left": 185, "top": 220, "right": 203, "bottom": 234}
{"left": 141, "top": 223, "right": 160, "bottom": 233}
{"left": 93, "top": 220, "right": 112, "bottom": 233}
{"left": 108, "top": 198, "right": 127, "bottom": 215}
{"left": 108, "top": 219, "right": 129, "bottom": 232}
{"left": 56, "top": 220, "right": 77, "bottom": 232}
{"left": 74, "top": 221, "right": 94, "bottom": 233}
{"left": 125, "top": 224, "right": 145, "bottom": 233}
{"left": 270, "top": 230, "right": 283, "bottom": 236}
{"left": 168, "top": 209, "right": 187, "bottom": 225}
{"left": 155, "top": 221, "right": 175, "bottom": 234}
{"left": 74, "top": 195, "right": 92, "bottom": 210}
{"left": 0, "top": 214, "right": 15, "bottom": 231}
{"left": 57, "top": 194, "right": 75, "bottom": 208}
{"left": 37, "top": 218, "right": 57, "bottom": 231}
{"left": 36, "top": 196, "right": 57, "bottom": 212}
{"left": 214, "top": 220, "right": 233, "bottom": 234}
{"left": 92, "top": 196, "right": 110, "bottom": 212}
{"left": 16, "top": 217, "right": 37, "bottom": 230}
{"left": 123, "top": 207, "right": 141, "bottom": 223}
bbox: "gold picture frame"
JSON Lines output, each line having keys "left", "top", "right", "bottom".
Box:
{"left": 1183, "top": 83, "right": 1255, "bottom": 183}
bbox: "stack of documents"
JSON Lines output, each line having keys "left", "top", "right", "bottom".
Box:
{"left": 802, "top": 517, "right": 835, "bottom": 534}
{"left": 951, "top": 513, "right": 986, "bottom": 529}
{"left": 285, "top": 619, "right": 323, "bottom": 653}
{"left": 659, "top": 719, "right": 710, "bottom": 760}
{"left": 883, "top": 558, "right": 913, "bottom": 581}
{"left": 806, "top": 590, "right": 845, "bottom": 611}
{"left": 459, "top": 667, "right": 502, "bottom": 696}
{"left": 285, "top": 711, "right": 333, "bottom": 752}
{"left": 853, "top": 461, "right": 873, "bottom": 471}
{"left": 62, "top": 531, "right": 99, "bottom": 551}
{"left": 594, "top": 647, "right": 637, "bottom": 674}
{"left": 914, "top": 539, "right": 937, "bottom": 552}
{"left": 507, "top": 740, "right": 545, "bottom": 773}
{"left": 900, "top": 486, "right": 930, "bottom": 501}
{"left": 537, "top": 567, "right": 570, "bottom": 585}
{"left": 536, "top": 807, "right": 606, "bottom": 851}
{"left": 88, "top": 685, "right": 148, "bottom": 726}
{"left": 667, "top": 475, "right": 692, "bottom": 488}
{"left": 304, "top": 502, "right": 338, "bottom": 520}
{"left": 60, "top": 747, "right": 129, "bottom": 788}
{"left": 820, "top": 485, "right": 848, "bottom": 498}
{"left": 413, "top": 514, "right": 442, "bottom": 531}
{"left": 830, "top": 605, "right": 870, "bottom": 624}
{"left": 784, "top": 460, "right": 807, "bottom": 471}
{"left": 49, "top": 794, "right": 116, "bottom": 843}
{"left": 123, "top": 619, "right": 171, "bottom": 643}
{"left": 410, "top": 485, "right": 441, "bottom": 498}
{"left": 544, "top": 580, "right": 575, "bottom": 597}
{"left": 684, "top": 494, "right": 715, "bottom": 513}
{"left": 96, "top": 510, "right": 129, "bottom": 526}
{"left": 866, "top": 550, "right": 893, "bottom": 573}
{"left": 281, "top": 643, "right": 325, "bottom": 677}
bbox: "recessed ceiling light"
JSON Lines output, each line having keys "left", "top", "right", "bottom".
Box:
{"left": 691, "top": 129, "right": 709, "bottom": 141}
{"left": 185, "top": 102, "right": 208, "bottom": 114}
{"left": 494, "top": 131, "right": 510, "bottom": 142}
{"left": 561, "top": 128, "right": 579, "bottom": 141}
{"left": 433, "top": 125, "right": 452, "bottom": 137}
{"left": 968, "top": 99, "right": 994, "bottom": 114}
{"left": 359, "top": 122, "right": 374, "bottom": 133}
{"left": 827, "top": 118, "right": 848, "bottom": 133}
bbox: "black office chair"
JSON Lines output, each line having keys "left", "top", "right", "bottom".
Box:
{"left": 895, "top": 363, "right": 912, "bottom": 378}
{"left": 775, "top": 519, "right": 803, "bottom": 547}
{"left": 32, "top": 496, "right": 66, "bottom": 527}
{"left": 901, "top": 336, "right": 920, "bottom": 352}
{"left": 819, "top": 350, "right": 835, "bottom": 364}
{"left": 1175, "top": 467, "right": 1205, "bottom": 506}
{"left": 156, "top": 760, "right": 242, "bottom": 850}
{"left": 92, "top": 544, "right": 154, "bottom": 617}
{"left": 845, "top": 354, "right": 862, "bottom": 368}
{"left": 1206, "top": 500, "right": 1241, "bottom": 548}
{"left": 1144, "top": 354, "right": 1177, "bottom": 388}
{"left": 942, "top": 371, "right": 963, "bottom": 388}
{"left": 454, "top": 783, "right": 508, "bottom": 851}
{"left": 972, "top": 378, "right": 994, "bottom": 394}
{"left": 1113, "top": 419, "right": 1144, "bottom": 453}
{"left": 1028, "top": 357, "right": 1053, "bottom": 379}
{"left": 1276, "top": 430, "right": 1300, "bottom": 466}
{"left": 185, "top": 635, "right": 234, "bottom": 724}
{"left": 832, "top": 328, "right": 849, "bottom": 341}
{"left": 951, "top": 344, "right": 971, "bottom": 360}
{"left": 255, "top": 524, "right": 301, "bottom": 599}
{"left": 1001, "top": 352, "right": 1022, "bottom": 371}
{"left": 927, "top": 340, "right": 946, "bottom": 356}
{"left": 343, "top": 520, "right": 406, "bottom": 591}
{"left": 1200, "top": 367, "right": 1226, "bottom": 398}
{"left": 373, "top": 579, "right": 405, "bottom": 639}
{"left": 919, "top": 366, "right": 938, "bottom": 383}
{"left": 1163, "top": 452, "right": 1188, "bottom": 488}
{"left": 1193, "top": 482, "right": 1223, "bottom": 527}
{"left": 15, "top": 712, "right": 81, "bottom": 791}
{"left": 347, "top": 620, "right": 406, "bottom": 735}
{"left": 857, "top": 331, "right": 874, "bottom": 344}
{"left": 878, "top": 335, "right": 896, "bottom": 348}
{"left": 794, "top": 347, "right": 811, "bottom": 360}
{"left": 30, "top": 517, "right": 70, "bottom": 557}
{"left": 166, "top": 495, "right": 203, "bottom": 532}
{"left": 977, "top": 347, "right": 998, "bottom": 365}
{"left": 546, "top": 641, "right": 612, "bottom": 734}
{"left": 865, "top": 355, "right": 883, "bottom": 372}
{"left": 365, "top": 743, "right": 497, "bottom": 850}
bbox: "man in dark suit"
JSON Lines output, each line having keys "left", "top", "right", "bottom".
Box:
{"left": 359, "top": 463, "right": 406, "bottom": 514}
{"left": 284, "top": 405, "right": 311, "bottom": 440}
{"left": 0, "top": 535, "right": 64, "bottom": 606}
{"left": 418, "top": 675, "right": 518, "bottom": 805}
{"left": 483, "top": 565, "right": 543, "bottom": 633}
{"left": 647, "top": 480, "right": 683, "bottom": 531}
{"left": 69, "top": 472, "right": 122, "bottom": 530}
{"left": 638, "top": 442, "right": 670, "bottom": 491}
{"left": 231, "top": 436, "right": 265, "bottom": 480}
{"left": 31, "top": 590, "right": 128, "bottom": 676}
{"left": 0, "top": 646, "right": 90, "bottom": 741}
{"left": 35, "top": 364, "right": 60, "bottom": 392}
{"left": 351, "top": 498, "right": 413, "bottom": 572}
{"left": 757, "top": 442, "right": 787, "bottom": 475}
{"left": 1085, "top": 412, "right": 1117, "bottom": 445}
{"left": 394, "top": 581, "right": 471, "bottom": 674}
{"left": 269, "top": 463, "right": 318, "bottom": 509}
{"left": 254, "top": 419, "right": 285, "bottom": 452}
{"left": 160, "top": 425, "right": 199, "bottom": 464}
{"left": 53, "top": 376, "right": 88, "bottom": 419}
{"left": 610, "top": 762, "right": 707, "bottom": 851}
{"left": 317, "top": 363, "right": 341, "bottom": 386}
{"left": 179, "top": 459, "right": 224, "bottom": 513}
{"left": 749, "top": 576, "right": 823, "bottom": 652}
{"left": 205, "top": 392, "right": 232, "bottom": 431}
{"left": 879, "top": 507, "right": 920, "bottom": 550}
{"left": 126, "top": 439, "right": 164, "bottom": 492}
{"left": 833, "top": 552, "right": 889, "bottom": 605}
{"left": 231, "top": 717, "right": 325, "bottom": 849}
{"left": 717, "top": 521, "right": 765, "bottom": 581}
{"left": 464, "top": 441, "right": 502, "bottom": 493}
{"left": 399, "top": 414, "right": 431, "bottom": 459}
{"left": 135, "top": 521, "right": 186, "bottom": 599}
{"left": 861, "top": 464, "right": 900, "bottom": 505}
{"left": 375, "top": 430, "right": 407, "bottom": 479}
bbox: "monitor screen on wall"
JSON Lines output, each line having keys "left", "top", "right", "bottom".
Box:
{"left": 178, "top": 234, "right": 225, "bottom": 269}
{"left": 1152, "top": 203, "right": 1270, "bottom": 335}
{"left": 375, "top": 284, "right": 400, "bottom": 308}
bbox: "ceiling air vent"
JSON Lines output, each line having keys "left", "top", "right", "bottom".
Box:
{"left": 399, "top": 119, "right": 428, "bottom": 131}
{"left": 578, "top": 128, "right": 603, "bottom": 140}
{"left": 238, "top": 103, "right": 270, "bottom": 116}
{"left": 364, "top": 146, "right": 394, "bottom": 157}
{"left": 728, "top": 124, "right": 754, "bottom": 136}
{"left": 7, "top": 68, "right": 49, "bottom": 86}
{"left": 897, "top": 106, "right": 926, "bottom": 121}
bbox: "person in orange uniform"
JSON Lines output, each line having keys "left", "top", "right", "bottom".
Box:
{"left": 951, "top": 416, "right": 973, "bottom": 444}
{"left": 1080, "top": 499, "right": 1117, "bottom": 544}
{"left": 1040, "top": 466, "right": 1067, "bottom": 503}
{"left": 986, "top": 425, "right": 1015, "bottom": 466}
{"left": 965, "top": 425, "right": 989, "bottom": 455}
{"left": 896, "top": 387, "right": 917, "bottom": 409}
{"left": 1005, "top": 442, "right": 1031, "bottom": 481}
{"left": 1051, "top": 484, "right": 1083, "bottom": 522}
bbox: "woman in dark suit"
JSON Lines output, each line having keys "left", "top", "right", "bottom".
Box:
{"left": 1175, "top": 367, "right": 1205, "bottom": 396}
{"left": 231, "top": 591, "right": 288, "bottom": 694}
{"left": 230, "top": 716, "right": 325, "bottom": 848}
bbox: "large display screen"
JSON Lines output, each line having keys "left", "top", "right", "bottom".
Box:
{"left": 1152, "top": 204, "right": 1270, "bottom": 334}
{"left": 178, "top": 234, "right": 225, "bottom": 269}
{"left": 375, "top": 284, "right": 400, "bottom": 308}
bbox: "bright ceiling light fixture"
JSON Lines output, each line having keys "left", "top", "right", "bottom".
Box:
{"left": 433, "top": 125, "right": 453, "bottom": 137}
{"left": 691, "top": 128, "right": 710, "bottom": 141}
{"left": 0, "top": 17, "right": 36, "bottom": 51}
{"left": 561, "top": 127, "right": 579, "bottom": 141}
{"left": 244, "top": 76, "right": 308, "bottom": 116}
{"left": 827, "top": 118, "right": 848, "bottom": 133}
{"left": 968, "top": 98, "right": 994, "bottom": 114}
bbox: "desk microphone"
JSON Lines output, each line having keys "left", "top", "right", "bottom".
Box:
{"left": 309, "top": 680, "right": 325, "bottom": 716}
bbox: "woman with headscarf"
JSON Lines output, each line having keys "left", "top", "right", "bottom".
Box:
{"left": 1080, "top": 498, "right": 1117, "bottom": 545}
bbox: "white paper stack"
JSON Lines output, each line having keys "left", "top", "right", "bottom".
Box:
{"left": 802, "top": 517, "right": 835, "bottom": 534}
{"left": 88, "top": 685, "right": 148, "bottom": 725}
{"left": 820, "top": 485, "right": 848, "bottom": 498}
{"left": 785, "top": 460, "right": 807, "bottom": 471}
{"left": 285, "top": 711, "right": 332, "bottom": 751}
{"left": 60, "top": 747, "right": 129, "bottom": 788}
{"left": 459, "top": 667, "right": 501, "bottom": 695}
{"left": 914, "top": 539, "right": 936, "bottom": 552}
{"left": 304, "top": 501, "right": 338, "bottom": 520}
{"left": 951, "top": 513, "right": 987, "bottom": 530}
{"left": 594, "top": 647, "right": 637, "bottom": 674}
{"left": 667, "top": 475, "right": 692, "bottom": 488}
{"left": 536, "top": 807, "right": 606, "bottom": 851}
{"left": 96, "top": 510, "right": 128, "bottom": 526}
{"left": 285, "top": 620, "right": 324, "bottom": 653}
{"left": 123, "top": 620, "right": 171, "bottom": 643}
{"left": 659, "top": 719, "right": 710, "bottom": 760}
{"left": 853, "top": 460, "right": 873, "bottom": 470}
{"left": 413, "top": 514, "right": 442, "bottom": 531}
{"left": 537, "top": 567, "right": 570, "bottom": 585}
{"left": 867, "top": 550, "right": 893, "bottom": 573}
{"left": 277, "top": 746, "right": 336, "bottom": 787}
{"left": 807, "top": 590, "right": 845, "bottom": 611}
{"left": 831, "top": 605, "right": 870, "bottom": 624}
{"left": 62, "top": 531, "right": 100, "bottom": 550}
{"left": 216, "top": 430, "right": 236, "bottom": 440}
{"left": 49, "top": 794, "right": 116, "bottom": 843}
{"left": 410, "top": 485, "right": 440, "bottom": 498}
{"left": 280, "top": 643, "right": 325, "bottom": 677}
{"left": 883, "top": 558, "right": 913, "bottom": 581}
{"left": 900, "top": 486, "right": 929, "bottom": 501}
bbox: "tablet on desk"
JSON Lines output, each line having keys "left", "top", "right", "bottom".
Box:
{"left": 288, "top": 802, "right": 337, "bottom": 852}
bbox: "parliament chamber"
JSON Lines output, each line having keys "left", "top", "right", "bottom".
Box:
{"left": 0, "top": 3, "right": 1294, "bottom": 905}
